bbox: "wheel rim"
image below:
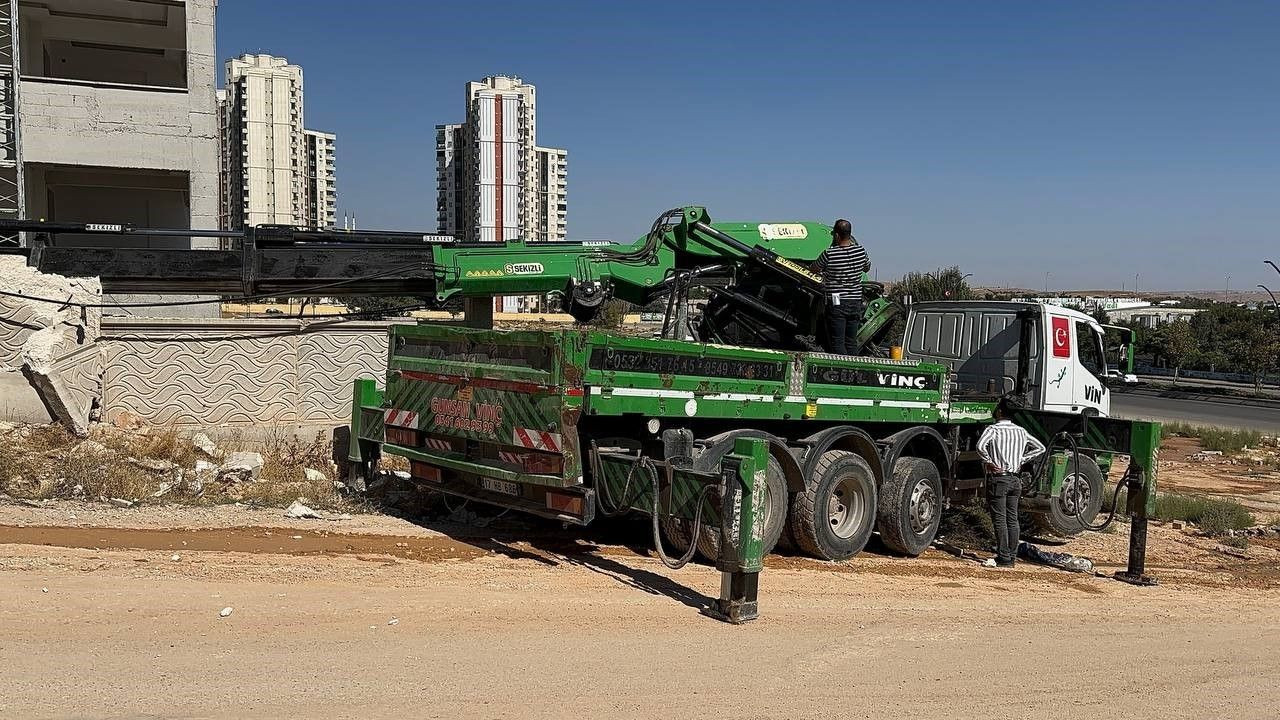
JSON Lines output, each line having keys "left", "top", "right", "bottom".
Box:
{"left": 1061, "top": 473, "right": 1091, "bottom": 516}
{"left": 827, "top": 474, "right": 867, "bottom": 538}
{"left": 908, "top": 477, "right": 938, "bottom": 535}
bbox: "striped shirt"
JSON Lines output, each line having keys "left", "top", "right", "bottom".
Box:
{"left": 976, "top": 420, "right": 1047, "bottom": 475}
{"left": 813, "top": 241, "right": 871, "bottom": 301}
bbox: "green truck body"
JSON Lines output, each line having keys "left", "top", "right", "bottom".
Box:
{"left": 349, "top": 321, "right": 1157, "bottom": 566}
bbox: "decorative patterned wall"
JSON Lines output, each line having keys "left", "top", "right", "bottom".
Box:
{"left": 100, "top": 319, "right": 391, "bottom": 427}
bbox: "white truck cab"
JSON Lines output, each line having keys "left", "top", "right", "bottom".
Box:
{"left": 901, "top": 301, "right": 1112, "bottom": 416}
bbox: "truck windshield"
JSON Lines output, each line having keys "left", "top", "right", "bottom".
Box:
{"left": 1075, "top": 321, "right": 1106, "bottom": 378}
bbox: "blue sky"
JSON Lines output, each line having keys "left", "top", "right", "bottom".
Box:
{"left": 217, "top": 2, "right": 1279, "bottom": 291}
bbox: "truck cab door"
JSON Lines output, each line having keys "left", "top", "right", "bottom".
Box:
{"left": 1040, "top": 311, "right": 1109, "bottom": 415}
{"left": 1072, "top": 320, "right": 1110, "bottom": 416}
{"left": 1041, "top": 313, "right": 1077, "bottom": 413}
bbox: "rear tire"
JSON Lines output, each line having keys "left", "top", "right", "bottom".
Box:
{"left": 1029, "top": 454, "right": 1104, "bottom": 538}
{"left": 659, "top": 516, "right": 694, "bottom": 555}
{"left": 876, "top": 457, "right": 944, "bottom": 556}
{"left": 790, "top": 450, "right": 878, "bottom": 560}
{"left": 694, "top": 455, "right": 788, "bottom": 561}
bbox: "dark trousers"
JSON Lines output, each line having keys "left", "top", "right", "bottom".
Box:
{"left": 987, "top": 473, "right": 1022, "bottom": 565}
{"left": 825, "top": 300, "right": 863, "bottom": 355}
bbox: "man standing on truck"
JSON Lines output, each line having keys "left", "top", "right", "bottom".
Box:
{"left": 976, "top": 403, "right": 1047, "bottom": 567}
{"left": 812, "top": 219, "right": 871, "bottom": 354}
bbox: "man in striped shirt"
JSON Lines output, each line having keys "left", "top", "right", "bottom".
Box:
{"left": 976, "top": 404, "right": 1047, "bottom": 567}
{"left": 812, "top": 219, "right": 871, "bottom": 354}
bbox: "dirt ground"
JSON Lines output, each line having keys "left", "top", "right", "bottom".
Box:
{"left": 2, "top": 496, "right": 1280, "bottom": 720}
{"left": 1155, "top": 436, "right": 1280, "bottom": 516}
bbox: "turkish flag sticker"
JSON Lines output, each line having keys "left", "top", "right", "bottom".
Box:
{"left": 1051, "top": 317, "right": 1072, "bottom": 358}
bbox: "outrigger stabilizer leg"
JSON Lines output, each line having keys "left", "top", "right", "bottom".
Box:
{"left": 1116, "top": 420, "right": 1160, "bottom": 586}
{"left": 705, "top": 437, "right": 768, "bottom": 624}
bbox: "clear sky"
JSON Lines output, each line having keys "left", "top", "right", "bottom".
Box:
{"left": 217, "top": 1, "right": 1279, "bottom": 291}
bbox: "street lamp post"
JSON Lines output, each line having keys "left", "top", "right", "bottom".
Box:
{"left": 1261, "top": 284, "right": 1280, "bottom": 318}
{"left": 1267, "top": 260, "right": 1279, "bottom": 278}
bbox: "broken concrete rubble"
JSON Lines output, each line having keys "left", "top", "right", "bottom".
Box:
{"left": 0, "top": 257, "right": 103, "bottom": 436}
{"left": 217, "top": 451, "right": 264, "bottom": 483}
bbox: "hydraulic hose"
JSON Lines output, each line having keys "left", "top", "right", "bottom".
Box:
{"left": 1049, "top": 431, "right": 1121, "bottom": 532}
{"left": 590, "top": 442, "right": 646, "bottom": 518}
{"left": 647, "top": 457, "right": 711, "bottom": 570}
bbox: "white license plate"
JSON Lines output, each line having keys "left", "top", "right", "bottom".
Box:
{"left": 480, "top": 477, "right": 521, "bottom": 497}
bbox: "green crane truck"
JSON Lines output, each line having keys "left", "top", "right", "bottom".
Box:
{"left": 0, "top": 206, "right": 1161, "bottom": 623}
{"left": 344, "top": 207, "right": 1162, "bottom": 620}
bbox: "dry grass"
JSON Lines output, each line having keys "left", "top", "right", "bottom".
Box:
{"left": 937, "top": 498, "right": 996, "bottom": 550}
{"left": 0, "top": 423, "right": 355, "bottom": 511}
{"left": 1161, "top": 422, "right": 1264, "bottom": 453}
{"left": 1102, "top": 482, "right": 1255, "bottom": 536}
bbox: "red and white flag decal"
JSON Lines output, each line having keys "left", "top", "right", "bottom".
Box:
{"left": 512, "top": 427, "right": 562, "bottom": 453}
{"left": 1051, "top": 316, "right": 1072, "bottom": 358}
{"left": 384, "top": 408, "right": 419, "bottom": 429}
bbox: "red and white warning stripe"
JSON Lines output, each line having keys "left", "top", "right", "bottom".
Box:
{"left": 424, "top": 437, "right": 454, "bottom": 452}
{"left": 498, "top": 450, "right": 526, "bottom": 465}
{"left": 512, "top": 427, "right": 562, "bottom": 453}
{"left": 384, "top": 408, "right": 419, "bottom": 429}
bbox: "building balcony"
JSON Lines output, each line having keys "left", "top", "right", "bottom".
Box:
{"left": 19, "top": 0, "right": 189, "bottom": 90}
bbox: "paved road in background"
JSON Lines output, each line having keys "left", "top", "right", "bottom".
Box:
{"left": 1113, "top": 392, "right": 1280, "bottom": 432}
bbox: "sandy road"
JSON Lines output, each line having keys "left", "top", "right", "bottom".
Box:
{"left": 1, "top": 503, "right": 1279, "bottom": 720}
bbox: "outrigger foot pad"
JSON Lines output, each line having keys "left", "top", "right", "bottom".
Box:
{"left": 1114, "top": 571, "right": 1158, "bottom": 587}
{"left": 703, "top": 571, "right": 759, "bottom": 624}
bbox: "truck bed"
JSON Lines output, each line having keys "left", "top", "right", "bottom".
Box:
{"left": 349, "top": 323, "right": 994, "bottom": 522}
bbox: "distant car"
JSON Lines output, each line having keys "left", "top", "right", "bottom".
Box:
{"left": 1103, "top": 368, "right": 1138, "bottom": 384}
{"left": 265, "top": 308, "right": 284, "bottom": 316}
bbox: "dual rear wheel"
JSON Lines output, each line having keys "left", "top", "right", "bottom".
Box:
{"left": 789, "top": 452, "right": 943, "bottom": 560}
{"left": 660, "top": 449, "right": 946, "bottom": 563}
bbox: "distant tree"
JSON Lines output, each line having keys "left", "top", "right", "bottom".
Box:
{"left": 1161, "top": 321, "right": 1197, "bottom": 383}
{"left": 339, "top": 296, "right": 433, "bottom": 318}
{"left": 1231, "top": 324, "right": 1280, "bottom": 394}
{"left": 888, "top": 267, "right": 976, "bottom": 305}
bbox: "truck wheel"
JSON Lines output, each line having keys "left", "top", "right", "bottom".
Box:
{"left": 876, "top": 457, "right": 943, "bottom": 556}
{"left": 1029, "top": 455, "right": 1104, "bottom": 538}
{"left": 659, "top": 516, "right": 693, "bottom": 555}
{"left": 789, "top": 450, "right": 878, "bottom": 561}
{"left": 694, "top": 455, "right": 788, "bottom": 562}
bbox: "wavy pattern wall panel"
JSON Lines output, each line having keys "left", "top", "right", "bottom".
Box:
{"left": 297, "top": 330, "right": 387, "bottom": 424}
{"left": 101, "top": 320, "right": 392, "bottom": 427}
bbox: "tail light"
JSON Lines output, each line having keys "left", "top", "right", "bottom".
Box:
{"left": 386, "top": 427, "right": 418, "bottom": 446}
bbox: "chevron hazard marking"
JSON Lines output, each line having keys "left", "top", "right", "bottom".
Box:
{"left": 384, "top": 409, "right": 419, "bottom": 429}
{"left": 512, "top": 427, "right": 561, "bottom": 452}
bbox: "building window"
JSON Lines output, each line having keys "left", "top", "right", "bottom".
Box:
{"left": 19, "top": 0, "right": 189, "bottom": 90}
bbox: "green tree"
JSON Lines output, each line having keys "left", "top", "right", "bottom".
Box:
{"left": 889, "top": 267, "right": 976, "bottom": 305}
{"left": 1232, "top": 324, "right": 1280, "bottom": 394}
{"left": 339, "top": 296, "right": 434, "bottom": 318}
{"left": 1161, "top": 321, "right": 1197, "bottom": 383}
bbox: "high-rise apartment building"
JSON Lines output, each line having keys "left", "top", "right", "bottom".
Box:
{"left": 219, "top": 53, "right": 336, "bottom": 230}
{"left": 435, "top": 75, "right": 567, "bottom": 242}
{"left": 435, "top": 123, "right": 467, "bottom": 236}
{"left": 304, "top": 130, "right": 336, "bottom": 230}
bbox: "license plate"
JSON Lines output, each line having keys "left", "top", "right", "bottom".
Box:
{"left": 480, "top": 477, "right": 521, "bottom": 497}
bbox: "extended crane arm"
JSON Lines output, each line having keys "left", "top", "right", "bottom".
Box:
{"left": 0, "top": 206, "right": 829, "bottom": 308}
{"left": 0, "top": 206, "right": 896, "bottom": 351}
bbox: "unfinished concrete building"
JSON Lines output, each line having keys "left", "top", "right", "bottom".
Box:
{"left": 6, "top": 0, "right": 219, "bottom": 248}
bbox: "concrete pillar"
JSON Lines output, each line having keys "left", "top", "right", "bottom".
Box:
{"left": 463, "top": 297, "right": 493, "bottom": 329}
